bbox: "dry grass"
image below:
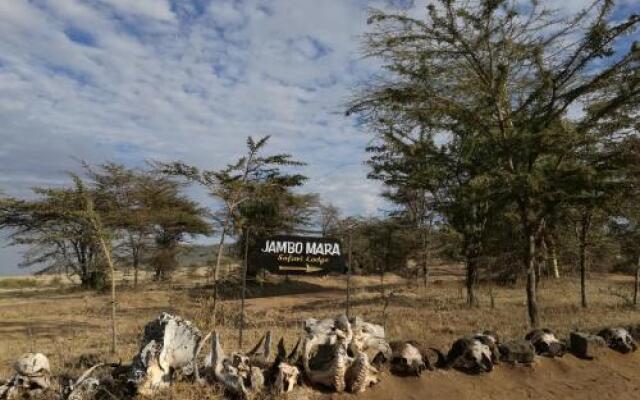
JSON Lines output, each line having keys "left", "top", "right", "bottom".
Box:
{"left": 1, "top": 265, "right": 639, "bottom": 399}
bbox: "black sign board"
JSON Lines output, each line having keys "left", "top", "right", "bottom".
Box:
{"left": 250, "top": 235, "right": 346, "bottom": 274}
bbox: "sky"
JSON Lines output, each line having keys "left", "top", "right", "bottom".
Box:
{"left": 1, "top": 0, "right": 638, "bottom": 275}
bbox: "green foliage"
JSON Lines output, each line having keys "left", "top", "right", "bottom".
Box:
{"left": 0, "top": 164, "right": 210, "bottom": 287}
{"left": 351, "top": 0, "right": 640, "bottom": 323}
{"left": 155, "top": 135, "right": 312, "bottom": 263}
{"left": 0, "top": 175, "right": 106, "bottom": 288}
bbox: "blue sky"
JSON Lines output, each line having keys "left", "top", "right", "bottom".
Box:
{"left": 1, "top": 0, "right": 638, "bottom": 275}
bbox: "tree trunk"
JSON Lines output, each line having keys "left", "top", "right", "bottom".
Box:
{"left": 466, "top": 254, "right": 478, "bottom": 308}
{"left": 97, "top": 235, "right": 117, "bottom": 355}
{"left": 133, "top": 252, "right": 139, "bottom": 289}
{"left": 212, "top": 223, "right": 228, "bottom": 324}
{"left": 634, "top": 255, "right": 640, "bottom": 306}
{"left": 546, "top": 235, "right": 560, "bottom": 279}
{"left": 534, "top": 234, "right": 544, "bottom": 289}
{"left": 526, "top": 233, "right": 539, "bottom": 327}
{"left": 380, "top": 262, "right": 386, "bottom": 300}
{"left": 578, "top": 212, "right": 591, "bottom": 308}
{"left": 422, "top": 227, "right": 430, "bottom": 288}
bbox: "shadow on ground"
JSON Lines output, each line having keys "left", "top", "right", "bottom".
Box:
{"left": 187, "top": 278, "right": 343, "bottom": 301}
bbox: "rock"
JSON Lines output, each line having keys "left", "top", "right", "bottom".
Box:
{"left": 498, "top": 340, "right": 535, "bottom": 364}
{"left": 421, "top": 348, "right": 443, "bottom": 370}
{"left": 570, "top": 332, "right": 607, "bottom": 360}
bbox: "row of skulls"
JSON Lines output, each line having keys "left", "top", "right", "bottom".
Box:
{"left": 0, "top": 313, "right": 393, "bottom": 399}
{"left": 2, "top": 313, "right": 638, "bottom": 400}
{"left": 381, "top": 326, "right": 638, "bottom": 377}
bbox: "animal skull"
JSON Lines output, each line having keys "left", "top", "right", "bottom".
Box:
{"left": 598, "top": 328, "right": 637, "bottom": 354}
{"left": 60, "top": 362, "right": 114, "bottom": 400}
{"left": 525, "top": 329, "right": 566, "bottom": 357}
{"left": 302, "top": 315, "right": 387, "bottom": 393}
{"left": 386, "top": 341, "right": 427, "bottom": 376}
{"left": 0, "top": 353, "right": 51, "bottom": 400}
{"left": 267, "top": 338, "right": 301, "bottom": 394}
{"left": 207, "top": 332, "right": 267, "bottom": 399}
{"left": 272, "top": 362, "right": 299, "bottom": 394}
{"left": 130, "top": 313, "right": 203, "bottom": 396}
{"left": 472, "top": 331, "right": 500, "bottom": 363}
{"left": 444, "top": 338, "right": 494, "bottom": 373}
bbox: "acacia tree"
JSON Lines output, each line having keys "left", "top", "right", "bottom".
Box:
{"left": 362, "top": 106, "right": 505, "bottom": 306}
{"left": 0, "top": 177, "right": 106, "bottom": 288}
{"left": 350, "top": 0, "right": 640, "bottom": 325}
{"left": 145, "top": 179, "right": 211, "bottom": 281}
{"left": 85, "top": 162, "right": 211, "bottom": 283}
{"left": 366, "top": 136, "right": 438, "bottom": 289}
{"left": 156, "top": 136, "right": 307, "bottom": 314}
{"left": 611, "top": 192, "right": 640, "bottom": 304}
{"left": 0, "top": 165, "right": 210, "bottom": 287}
{"left": 77, "top": 178, "right": 118, "bottom": 354}
{"left": 566, "top": 157, "right": 627, "bottom": 308}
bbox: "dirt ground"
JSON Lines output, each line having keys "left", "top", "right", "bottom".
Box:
{"left": 332, "top": 350, "right": 640, "bottom": 400}
{"left": 1, "top": 265, "right": 640, "bottom": 399}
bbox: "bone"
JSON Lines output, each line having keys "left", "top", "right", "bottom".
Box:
{"left": 208, "top": 331, "right": 274, "bottom": 399}
{"left": 65, "top": 377, "right": 101, "bottom": 400}
{"left": 379, "top": 341, "right": 428, "bottom": 376}
{"left": 444, "top": 337, "right": 494, "bottom": 373}
{"left": 597, "top": 327, "right": 637, "bottom": 354}
{"left": 264, "top": 338, "right": 301, "bottom": 394}
{"left": 129, "top": 313, "right": 203, "bottom": 396}
{"left": 246, "top": 331, "right": 272, "bottom": 369}
{"left": 471, "top": 332, "right": 501, "bottom": 364}
{"left": 302, "top": 315, "right": 387, "bottom": 393}
{"left": 347, "top": 351, "right": 379, "bottom": 393}
{"left": 525, "top": 329, "right": 566, "bottom": 357}
{"left": 0, "top": 353, "right": 51, "bottom": 400}
{"left": 18, "top": 316, "right": 638, "bottom": 398}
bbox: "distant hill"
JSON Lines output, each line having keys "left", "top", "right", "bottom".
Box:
{"left": 177, "top": 243, "right": 237, "bottom": 268}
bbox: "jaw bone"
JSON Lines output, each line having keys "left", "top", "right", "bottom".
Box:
{"left": 266, "top": 338, "right": 301, "bottom": 394}
{"left": 207, "top": 332, "right": 267, "bottom": 399}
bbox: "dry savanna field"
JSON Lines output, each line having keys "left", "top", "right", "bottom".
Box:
{"left": 2, "top": 264, "right": 640, "bottom": 399}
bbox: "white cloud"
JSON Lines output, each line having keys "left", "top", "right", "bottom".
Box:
{"left": 101, "top": 0, "right": 174, "bottom": 21}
